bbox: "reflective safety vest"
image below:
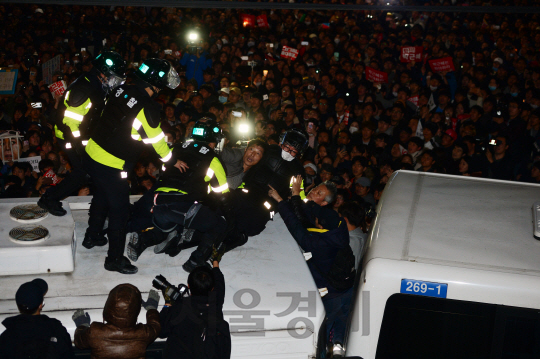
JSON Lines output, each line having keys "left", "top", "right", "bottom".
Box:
{"left": 87, "top": 84, "right": 172, "bottom": 170}
{"left": 155, "top": 140, "right": 229, "bottom": 202}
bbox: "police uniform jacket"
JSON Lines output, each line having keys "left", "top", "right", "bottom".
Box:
{"left": 86, "top": 83, "right": 173, "bottom": 171}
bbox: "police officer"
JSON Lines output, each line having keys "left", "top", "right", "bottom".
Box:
{"left": 126, "top": 117, "right": 234, "bottom": 273}
{"left": 219, "top": 129, "right": 308, "bottom": 253}
{"left": 83, "top": 58, "right": 180, "bottom": 274}
{"left": 38, "top": 51, "right": 126, "bottom": 219}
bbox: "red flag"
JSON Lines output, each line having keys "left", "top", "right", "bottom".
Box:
{"left": 240, "top": 14, "right": 256, "bottom": 27}
{"left": 365, "top": 66, "right": 388, "bottom": 83}
{"left": 400, "top": 46, "right": 423, "bottom": 63}
{"left": 428, "top": 57, "right": 455, "bottom": 72}
{"left": 280, "top": 46, "right": 299, "bottom": 60}
{"left": 256, "top": 14, "right": 269, "bottom": 28}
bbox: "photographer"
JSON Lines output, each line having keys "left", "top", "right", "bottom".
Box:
{"left": 159, "top": 260, "right": 231, "bottom": 359}
{"left": 180, "top": 37, "right": 212, "bottom": 90}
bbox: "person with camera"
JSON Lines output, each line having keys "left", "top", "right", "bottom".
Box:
{"left": 180, "top": 39, "right": 212, "bottom": 90}
{"left": 72, "top": 284, "right": 161, "bottom": 358}
{"left": 159, "top": 259, "right": 231, "bottom": 359}
{"left": 0, "top": 278, "right": 74, "bottom": 359}
{"left": 82, "top": 58, "right": 181, "bottom": 274}
{"left": 38, "top": 51, "right": 126, "bottom": 218}
{"left": 127, "top": 116, "right": 234, "bottom": 273}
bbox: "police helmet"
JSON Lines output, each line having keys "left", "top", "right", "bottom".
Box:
{"left": 191, "top": 117, "right": 223, "bottom": 144}
{"left": 280, "top": 128, "right": 308, "bottom": 156}
{"left": 92, "top": 51, "right": 126, "bottom": 90}
{"left": 135, "top": 59, "right": 180, "bottom": 91}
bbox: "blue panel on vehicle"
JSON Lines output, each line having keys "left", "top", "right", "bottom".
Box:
{"left": 400, "top": 279, "right": 448, "bottom": 298}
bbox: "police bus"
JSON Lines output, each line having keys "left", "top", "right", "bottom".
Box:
{"left": 345, "top": 171, "right": 540, "bottom": 358}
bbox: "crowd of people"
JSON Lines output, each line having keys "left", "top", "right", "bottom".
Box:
{"left": 2, "top": 2, "right": 540, "bottom": 358}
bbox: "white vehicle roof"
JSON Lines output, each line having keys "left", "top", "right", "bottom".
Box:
{"left": 346, "top": 171, "right": 540, "bottom": 359}
{"left": 0, "top": 197, "right": 324, "bottom": 358}
{"left": 367, "top": 170, "right": 540, "bottom": 276}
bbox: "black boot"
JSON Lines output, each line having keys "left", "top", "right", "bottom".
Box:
{"left": 153, "top": 230, "right": 179, "bottom": 254}
{"left": 104, "top": 256, "right": 138, "bottom": 274}
{"left": 104, "top": 229, "right": 137, "bottom": 274}
{"left": 82, "top": 214, "right": 109, "bottom": 249}
{"left": 82, "top": 230, "right": 108, "bottom": 249}
{"left": 222, "top": 229, "right": 248, "bottom": 253}
{"left": 37, "top": 193, "right": 67, "bottom": 216}
{"left": 126, "top": 229, "right": 165, "bottom": 262}
{"left": 182, "top": 242, "right": 213, "bottom": 273}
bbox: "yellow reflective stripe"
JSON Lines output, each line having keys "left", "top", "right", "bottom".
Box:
{"left": 206, "top": 167, "right": 214, "bottom": 178}
{"left": 85, "top": 139, "right": 125, "bottom": 170}
{"left": 86, "top": 102, "right": 92, "bottom": 109}
{"left": 160, "top": 151, "right": 172, "bottom": 162}
{"left": 135, "top": 109, "right": 172, "bottom": 161}
{"left": 64, "top": 110, "right": 84, "bottom": 122}
{"left": 208, "top": 157, "right": 229, "bottom": 193}
{"left": 132, "top": 134, "right": 141, "bottom": 140}
{"left": 143, "top": 131, "right": 165, "bottom": 144}
{"left": 211, "top": 182, "right": 229, "bottom": 193}
{"left": 307, "top": 228, "right": 329, "bottom": 233}
{"left": 72, "top": 131, "right": 81, "bottom": 137}
{"left": 65, "top": 90, "right": 70, "bottom": 101}
{"left": 156, "top": 187, "right": 187, "bottom": 194}
{"left": 263, "top": 201, "right": 271, "bottom": 209}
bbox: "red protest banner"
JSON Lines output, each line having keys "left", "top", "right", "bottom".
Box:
{"left": 400, "top": 46, "right": 423, "bottom": 63}
{"left": 256, "top": 14, "right": 269, "bottom": 28}
{"left": 428, "top": 57, "right": 455, "bottom": 72}
{"left": 280, "top": 46, "right": 299, "bottom": 60}
{"left": 408, "top": 95, "right": 419, "bottom": 106}
{"left": 365, "top": 66, "right": 388, "bottom": 83}
{"left": 241, "top": 14, "right": 256, "bottom": 27}
{"left": 48, "top": 80, "right": 67, "bottom": 99}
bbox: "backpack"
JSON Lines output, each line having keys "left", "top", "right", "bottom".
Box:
{"left": 314, "top": 245, "right": 356, "bottom": 291}
{"left": 173, "top": 297, "right": 231, "bottom": 359}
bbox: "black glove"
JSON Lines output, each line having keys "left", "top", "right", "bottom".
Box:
{"left": 142, "top": 289, "right": 160, "bottom": 310}
{"left": 72, "top": 309, "right": 91, "bottom": 327}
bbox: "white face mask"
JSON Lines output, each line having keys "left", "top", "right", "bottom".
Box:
{"left": 281, "top": 149, "right": 295, "bottom": 161}
{"left": 430, "top": 85, "right": 438, "bottom": 91}
{"left": 247, "top": 41, "right": 255, "bottom": 48}
{"left": 216, "top": 44, "right": 222, "bottom": 50}
{"left": 334, "top": 38, "right": 340, "bottom": 44}
{"left": 222, "top": 38, "right": 229, "bottom": 45}
{"left": 349, "top": 126, "right": 359, "bottom": 134}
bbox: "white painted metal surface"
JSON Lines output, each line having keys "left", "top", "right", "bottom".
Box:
{"left": 0, "top": 199, "right": 75, "bottom": 275}
{"left": 0, "top": 196, "right": 324, "bottom": 359}
{"left": 346, "top": 171, "right": 540, "bottom": 359}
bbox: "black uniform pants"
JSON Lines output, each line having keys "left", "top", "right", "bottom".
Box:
{"left": 83, "top": 153, "right": 130, "bottom": 260}
{"left": 152, "top": 201, "right": 226, "bottom": 263}
{"left": 44, "top": 139, "right": 88, "bottom": 201}
{"left": 127, "top": 184, "right": 157, "bottom": 233}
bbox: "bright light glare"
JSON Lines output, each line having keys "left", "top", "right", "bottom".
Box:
{"left": 239, "top": 123, "right": 249, "bottom": 133}
{"left": 188, "top": 32, "right": 198, "bottom": 41}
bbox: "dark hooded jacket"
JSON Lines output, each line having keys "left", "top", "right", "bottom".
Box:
{"left": 74, "top": 283, "right": 160, "bottom": 359}
{"left": 0, "top": 313, "right": 74, "bottom": 358}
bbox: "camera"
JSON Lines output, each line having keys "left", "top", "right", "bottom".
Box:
{"left": 152, "top": 274, "right": 189, "bottom": 303}
{"left": 164, "top": 49, "right": 172, "bottom": 55}
{"left": 247, "top": 61, "right": 257, "bottom": 67}
{"left": 31, "top": 102, "right": 42, "bottom": 109}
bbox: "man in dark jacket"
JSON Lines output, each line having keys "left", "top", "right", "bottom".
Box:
{"left": 72, "top": 284, "right": 161, "bottom": 358}
{"left": 159, "top": 260, "right": 231, "bottom": 359}
{"left": 268, "top": 187, "right": 355, "bottom": 358}
{"left": 0, "top": 278, "right": 74, "bottom": 359}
